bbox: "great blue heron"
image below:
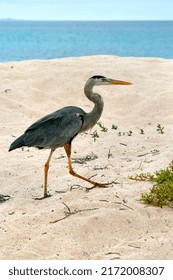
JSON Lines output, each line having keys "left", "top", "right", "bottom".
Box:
{"left": 9, "top": 75, "right": 132, "bottom": 198}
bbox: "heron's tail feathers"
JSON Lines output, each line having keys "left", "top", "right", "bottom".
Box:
{"left": 9, "top": 135, "right": 25, "bottom": 152}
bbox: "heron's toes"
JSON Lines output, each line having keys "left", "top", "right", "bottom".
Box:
{"left": 86, "top": 182, "right": 113, "bottom": 191}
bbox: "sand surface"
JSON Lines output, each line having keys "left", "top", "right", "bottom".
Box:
{"left": 0, "top": 55, "right": 173, "bottom": 260}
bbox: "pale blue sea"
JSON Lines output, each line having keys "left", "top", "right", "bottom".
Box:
{"left": 0, "top": 20, "right": 173, "bottom": 62}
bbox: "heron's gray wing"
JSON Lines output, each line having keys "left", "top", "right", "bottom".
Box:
{"left": 23, "top": 108, "right": 84, "bottom": 148}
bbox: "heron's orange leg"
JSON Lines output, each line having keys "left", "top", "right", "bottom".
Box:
{"left": 44, "top": 148, "right": 55, "bottom": 197}
{"left": 63, "top": 144, "right": 111, "bottom": 190}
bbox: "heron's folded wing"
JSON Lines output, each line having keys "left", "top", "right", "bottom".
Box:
{"left": 23, "top": 110, "right": 84, "bottom": 148}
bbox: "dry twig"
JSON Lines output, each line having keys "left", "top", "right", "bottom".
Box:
{"left": 50, "top": 202, "right": 99, "bottom": 224}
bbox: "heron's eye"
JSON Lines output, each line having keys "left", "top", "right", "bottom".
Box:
{"left": 101, "top": 78, "right": 106, "bottom": 82}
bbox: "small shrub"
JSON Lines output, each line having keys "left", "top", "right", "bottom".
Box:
{"left": 130, "top": 161, "right": 173, "bottom": 208}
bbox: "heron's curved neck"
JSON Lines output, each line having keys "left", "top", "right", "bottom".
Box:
{"left": 83, "top": 81, "right": 104, "bottom": 131}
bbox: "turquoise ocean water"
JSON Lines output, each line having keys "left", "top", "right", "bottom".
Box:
{"left": 0, "top": 20, "right": 173, "bottom": 62}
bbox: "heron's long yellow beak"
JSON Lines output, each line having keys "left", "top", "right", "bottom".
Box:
{"left": 110, "top": 80, "right": 133, "bottom": 85}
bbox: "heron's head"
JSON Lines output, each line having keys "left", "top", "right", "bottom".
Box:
{"left": 90, "top": 75, "right": 132, "bottom": 86}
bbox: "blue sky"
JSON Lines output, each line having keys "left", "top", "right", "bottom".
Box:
{"left": 0, "top": 0, "right": 172, "bottom": 20}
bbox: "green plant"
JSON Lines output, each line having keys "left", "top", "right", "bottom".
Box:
{"left": 127, "top": 130, "right": 133, "bottom": 136}
{"left": 91, "top": 130, "right": 99, "bottom": 142}
{"left": 130, "top": 161, "right": 173, "bottom": 208}
{"left": 157, "top": 124, "right": 164, "bottom": 134}
{"left": 97, "top": 122, "right": 108, "bottom": 132}
{"left": 140, "top": 129, "right": 145, "bottom": 135}
{"left": 111, "top": 124, "right": 118, "bottom": 130}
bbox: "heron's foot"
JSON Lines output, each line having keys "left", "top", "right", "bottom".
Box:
{"left": 34, "top": 193, "right": 52, "bottom": 200}
{"left": 86, "top": 181, "right": 113, "bottom": 191}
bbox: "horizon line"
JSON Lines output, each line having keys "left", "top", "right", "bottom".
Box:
{"left": 0, "top": 18, "right": 173, "bottom": 22}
